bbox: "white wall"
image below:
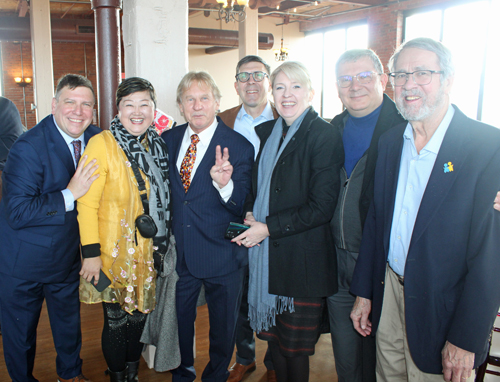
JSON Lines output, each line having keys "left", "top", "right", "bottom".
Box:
{"left": 186, "top": 12, "right": 306, "bottom": 116}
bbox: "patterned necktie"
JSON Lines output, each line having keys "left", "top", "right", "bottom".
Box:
{"left": 180, "top": 134, "right": 200, "bottom": 192}
{"left": 72, "top": 140, "right": 82, "bottom": 168}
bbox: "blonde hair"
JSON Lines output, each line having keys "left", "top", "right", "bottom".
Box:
{"left": 270, "top": 61, "right": 313, "bottom": 92}
{"left": 176, "top": 71, "right": 222, "bottom": 105}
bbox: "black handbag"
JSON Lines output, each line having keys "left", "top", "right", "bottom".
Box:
{"left": 135, "top": 214, "right": 157, "bottom": 238}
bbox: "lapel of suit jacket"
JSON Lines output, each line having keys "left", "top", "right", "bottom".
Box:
{"left": 278, "top": 108, "right": 316, "bottom": 160}
{"left": 83, "top": 127, "right": 96, "bottom": 145}
{"left": 170, "top": 124, "right": 188, "bottom": 191}
{"left": 188, "top": 120, "right": 225, "bottom": 192}
{"left": 361, "top": 95, "right": 403, "bottom": 201}
{"left": 383, "top": 125, "right": 406, "bottom": 255}
{"left": 45, "top": 116, "right": 76, "bottom": 177}
{"left": 409, "top": 106, "right": 469, "bottom": 247}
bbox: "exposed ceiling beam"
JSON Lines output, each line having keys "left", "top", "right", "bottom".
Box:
{"left": 61, "top": 4, "right": 75, "bottom": 19}
{"left": 17, "top": 0, "right": 29, "bottom": 17}
{"left": 332, "top": 0, "right": 385, "bottom": 5}
{"left": 205, "top": 46, "right": 236, "bottom": 54}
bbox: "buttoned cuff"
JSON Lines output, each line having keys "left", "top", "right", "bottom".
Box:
{"left": 61, "top": 189, "right": 75, "bottom": 212}
{"left": 212, "top": 179, "right": 234, "bottom": 203}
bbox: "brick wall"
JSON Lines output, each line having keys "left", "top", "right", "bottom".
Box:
{"left": 1, "top": 41, "right": 97, "bottom": 129}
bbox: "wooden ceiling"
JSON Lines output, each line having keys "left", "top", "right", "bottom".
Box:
{"left": 0, "top": 0, "right": 385, "bottom": 23}
{"left": 0, "top": 0, "right": 93, "bottom": 18}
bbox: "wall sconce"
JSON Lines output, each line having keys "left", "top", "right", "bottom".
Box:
{"left": 14, "top": 77, "right": 32, "bottom": 87}
{"left": 216, "top": 0, "right": 249, "bottom": 23}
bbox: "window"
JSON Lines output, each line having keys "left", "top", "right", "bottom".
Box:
{"left": 404, "top": 0, "right": 500, "bottom": 126}
{"left": 298, "top": 23, "right": 368, "bottom": 119}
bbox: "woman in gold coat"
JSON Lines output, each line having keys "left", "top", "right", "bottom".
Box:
{"left": 77, "top": 77, "right": 173, "bottom": 382}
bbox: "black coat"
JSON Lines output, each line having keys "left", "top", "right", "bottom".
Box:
{"left": 245, "top": 108, "right": 344, "bottom": 297}
{"left": 330, "top": 94, "right": 405, "bottom": 229}
{"left": 0, "top": 96, "right": 24, "bottom": 172}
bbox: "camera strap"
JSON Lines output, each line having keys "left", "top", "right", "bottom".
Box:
{"left": 127, "top": 154, "right": 150, "bottom": 215}
{"left": 123, "top": 148, "right": 172, "bottom": 240}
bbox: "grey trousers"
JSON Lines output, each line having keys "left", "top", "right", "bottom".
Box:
{"left": 327, "top": 286, "right": 376, "bottom": 382}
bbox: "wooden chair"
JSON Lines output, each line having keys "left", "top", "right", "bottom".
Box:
{"left": 476, "top": 312, "right": 500, "bottom": 381}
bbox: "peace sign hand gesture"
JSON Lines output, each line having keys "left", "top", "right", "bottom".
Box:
{"left": 210, "top": 145, "right": 233, "bottom": 189}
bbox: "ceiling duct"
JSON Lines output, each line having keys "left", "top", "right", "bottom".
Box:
{"left": 0, "top": 18, "right": 274, "bottom": 50}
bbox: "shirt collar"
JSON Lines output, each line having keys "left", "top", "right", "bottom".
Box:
{"left": 403, "top": 104, "right": 455, "bottom": 154}
{"left": 52, "top": 115, "right": 84, "bottom": 146}
{"left": 187, "top": 117, "right": 218, "bottom": 146}
{"left": 237, "top": 101, "right": 273, "bottom": 122}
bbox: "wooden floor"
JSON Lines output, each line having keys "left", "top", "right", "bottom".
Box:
{"left": 0, "top": 302, "right": 338, "bottom": 381}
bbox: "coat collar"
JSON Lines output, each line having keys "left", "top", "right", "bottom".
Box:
{"left": 383, "top": 105, "right": 469, "bottom": 252}
{"left": 383, "top": 123, "right": 406, "bottom": 254}
{"left": 255, "top": 107, "right": 320, "bottom": 157}
{"left": 361, "top": 94, "right": 405, "bottom": 198}
{"left": 409, "top": 105, "right": 468, "bottom": 246}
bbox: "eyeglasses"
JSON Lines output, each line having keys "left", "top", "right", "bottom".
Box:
{"left": 389, "top": 70, "right": 444, "bottom": 86}
{"left": 337, "top": 71, "right": 381, "bottom": 88}
{"left": 235, "top": 71, "right": 268, "bottom": 83}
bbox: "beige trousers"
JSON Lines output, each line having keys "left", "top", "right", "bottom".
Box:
{"left": 375, "top": 264, "right": 475, "bottom": 382}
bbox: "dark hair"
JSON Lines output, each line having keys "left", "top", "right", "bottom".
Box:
{"left": 55, "top": 74, "right": 95, "bottom": 102}
{"left": 116, "top": 77, "right": 157, "bottom": 109}
{"left": 236, "top": 55, "right": 271, "bottom": 76}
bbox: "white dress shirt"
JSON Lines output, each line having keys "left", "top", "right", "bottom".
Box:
{"left": 176, "top": 118, "right": 233, "bottom": 201}
{"left": 53, "top": 115, "right": 86, "bottom": 212}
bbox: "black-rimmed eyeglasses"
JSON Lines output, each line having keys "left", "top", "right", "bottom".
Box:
{"left": 337, "top": 71, "right": 381, "bottom": 88}
{"left": 389, "top": 70, "right": 444, "bottom": 87}
{"left": 235, "top": 71, "right": 268, "bottom": 83}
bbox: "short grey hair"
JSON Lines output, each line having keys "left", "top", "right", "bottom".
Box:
{"left": 176, "top": 71, "right": 222, "bottom": 105}
{"left": 270, "top": 61, "right": 313, "bottom": 92}
{"left": 388, "top": 37, "right": 455, "bottom": 80}
{"left": 335, "top": 49, "right": 384, "bottom": 77}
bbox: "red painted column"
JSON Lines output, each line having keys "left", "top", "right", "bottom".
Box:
{"left": 91, "top": 0, "right": 122, "bottom": 130}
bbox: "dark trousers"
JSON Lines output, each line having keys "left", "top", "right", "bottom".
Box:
{"left": 0, "top": 272, "right": 82, "bottom": 382}
{"left": 327, "top": 286, "right": 376, "bottom": 382}
{"left": 171, "top": 256, "right": 245, "bottom": 382}
{"left": 234, "top": 266, "right": 273, "bottom": 369}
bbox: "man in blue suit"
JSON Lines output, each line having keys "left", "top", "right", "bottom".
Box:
{"left": 350, "top": 38, "right": 500, "bottom": 382}
{"left": 163, "top": 71, "right": 253, "bottom": 382}
{"left": 0, "top": 74, "right": 101, "bottom": 382}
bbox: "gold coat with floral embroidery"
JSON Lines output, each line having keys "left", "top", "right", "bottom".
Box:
{"left": 77, "top": 131, "right": 156, "bottom": 314}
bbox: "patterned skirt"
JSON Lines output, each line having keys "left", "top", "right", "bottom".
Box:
{"left": 257, "top": 297, "right": 326, "bottom": 357}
